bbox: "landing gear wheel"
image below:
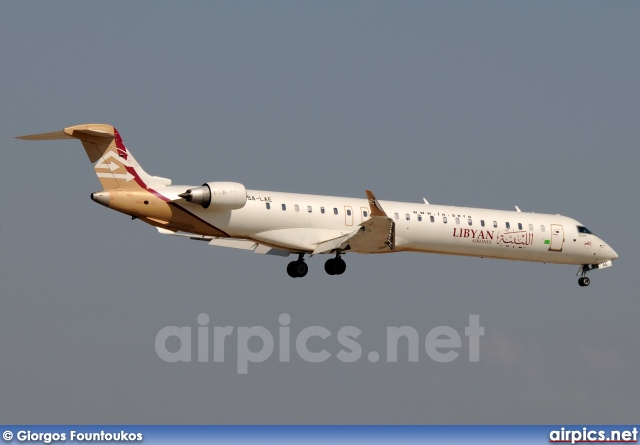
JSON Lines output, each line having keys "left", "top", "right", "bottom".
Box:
{"left": 325, "top": 253, "right": 346, "bottom": 276}
{"left": 287, "top": 261, "right": 298, "bottom": 278}
{"left": 287, "top": 260, "right": 308, "bottom": 278}
{"left": 324, "top": 258, "right": 336, "bottom": 275}
{"left": 334, "top": 258, "right": 346, "bottom": 275}
{"left": 295, "top": 260, "right": 308, "bottom": 278}
{"left": 287, "top": 254, "right": 309, "bottom": 278}
{"left": 578, "top": 276, "right": 590, "bottom": 287}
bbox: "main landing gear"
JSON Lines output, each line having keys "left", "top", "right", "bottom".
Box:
{"left": 285, "top": 252, "right": 347, "bottom": 278}
{"left": 324, "top": 252, "right": 346, "bottom": 276}
{"left": 577, "top": 265, "right": 591, "bottom": 287}
{"left": 287, "top": 254, "right": 308, "bottom": 278}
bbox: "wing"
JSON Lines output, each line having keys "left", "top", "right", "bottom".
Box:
{"left": 156, "top": 189, "right": 394, "bottom": 256}
{"left": 156, "top": 228, "right": 292, "bottom": 257}
{"left": 313, "top": 189, "right": 395, "bottom": 254}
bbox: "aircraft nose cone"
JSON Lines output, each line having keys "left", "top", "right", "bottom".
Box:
{"left": 610, "top": 248, "right": 619, "bottom": 260}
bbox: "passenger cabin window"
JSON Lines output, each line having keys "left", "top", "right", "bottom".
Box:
{"left": 506, "top": 222, "right": 511, "bottom": 229}
{"left": 266, "top": 202, "right": 271, "bottom": 209}
{"left": 417, "top": 214, "right": 422, "bottom": 222}
{"left": 455, "top": 217, "right": 460, "bottom": 225}
{"left": 430, "top": 216, "right": 435, "bottom": 223}
{"left": 577, "top": 226, "right": 593, "bottom": 234}
{"left": 481, "top": 220, "right": 485, "bottom": 227}
{"left": 468, "top": 218, "right": 473, "bottom": 226}
{"left": 347, "top": 209, "right": 352, "bottom": 216}
{"left": 394, "top": 212, "right": 399, "bottom": 220}
{"left": 518, "top": 223, "right": 523, "bottom": 230}
{"left": 443, "top": 216, "right": 448, "bottom": 224}
{"left": 307, "top": 206, "right": 312, "bottom": 213}
{"left": 493, "top": 221, "right": 498, "bottom": 228}
{"left": 363, "top": 210, "right": 368, "bottom": 217}
{"left": 540, "top": 225, "right": 545, "bottom": 232}
{"left": 333, "top": 208, "right": 338, "bottom": 215}
{"left": 295, "top": 205, "right": 299, "bottom": 212}
{"left": 406, "top": 213, "right": 410, "bottom": 221}
{"left": 321, "top": 207, "right": 325, "bottom": 214}
{"left": 281, "top": 204, "right": 286, "bottom": 211}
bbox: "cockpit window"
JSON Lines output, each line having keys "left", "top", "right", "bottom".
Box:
{"left": 577, "top": 226, "right": 593, "bottom": 234}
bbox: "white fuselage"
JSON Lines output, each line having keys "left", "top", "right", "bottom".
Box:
{"left": 167, "top": 187, "right": 618, "bottom": 266}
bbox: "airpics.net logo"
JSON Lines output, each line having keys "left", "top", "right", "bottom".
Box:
{"left": 155, "top": 314, "right": 484, "bottom": 374}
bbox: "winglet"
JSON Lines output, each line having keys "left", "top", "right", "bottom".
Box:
{"left": 365, "top": 190, "right": 387, "bottom": 217}
{"left": 515, "top": 206, "right": 522, "bottom": 212}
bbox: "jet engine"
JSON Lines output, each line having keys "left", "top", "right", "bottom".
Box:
{"left": 178, "top": 182, "right": 247, "bottom": 210}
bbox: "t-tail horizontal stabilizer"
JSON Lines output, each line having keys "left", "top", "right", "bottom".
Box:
{"left": 17, "top": 124, "right": 172, "bottom": 190}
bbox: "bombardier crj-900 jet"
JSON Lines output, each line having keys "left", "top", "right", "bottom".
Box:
{"left": 18, "top": 124, "right": 618, "bottom": 286}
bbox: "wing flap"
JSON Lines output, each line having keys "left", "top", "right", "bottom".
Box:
{"left": 156, "top": 228, "right": 291, "bottom": 256}
{"left": 312, "top": 228, "right": 361, "bottom": 255}
{"left": 208, "top": 238, "right": 258, "bottom": 250}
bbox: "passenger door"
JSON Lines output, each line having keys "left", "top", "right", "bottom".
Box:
{"left": 549, "top": 224, "right": 564, "bottom": 252}
{"left": 344, "top": 206, "right": 353, "bottom": 226}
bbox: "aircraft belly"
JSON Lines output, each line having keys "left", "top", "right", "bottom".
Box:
{"left": 253, "top": 228, "right": 348, "bottom": 252}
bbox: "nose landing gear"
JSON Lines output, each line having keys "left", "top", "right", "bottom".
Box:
{"left": 577, "top": 265, "right": 591, "bottom": 287}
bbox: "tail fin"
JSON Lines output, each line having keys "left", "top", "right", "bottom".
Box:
{"left": 16, "top": 123, "right": 171, "bottom": 190}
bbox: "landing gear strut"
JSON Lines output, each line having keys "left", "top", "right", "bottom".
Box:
{"left": 287, "top": 254, "right": 308, "bottom": 278}
{"left": 325, "top": 252, "right": 346, "bottom": 276}
{"left": 577, "top": 265, "right": 591, "bottom": 287}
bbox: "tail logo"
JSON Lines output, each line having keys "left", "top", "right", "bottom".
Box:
{"left": 94, "top": 150, "right": 135, "bottom": 182}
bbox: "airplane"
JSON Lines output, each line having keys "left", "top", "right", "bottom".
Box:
{"left": 17, "top": 123, "right": 618, "bottom": 286}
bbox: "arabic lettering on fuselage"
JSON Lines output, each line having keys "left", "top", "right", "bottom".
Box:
{"left": 497, "top": 230, "right": 534, "bottom": 248}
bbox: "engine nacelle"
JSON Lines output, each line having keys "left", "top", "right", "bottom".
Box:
{"left": 178, "top": 182, "right": 247, "bottom": 210}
